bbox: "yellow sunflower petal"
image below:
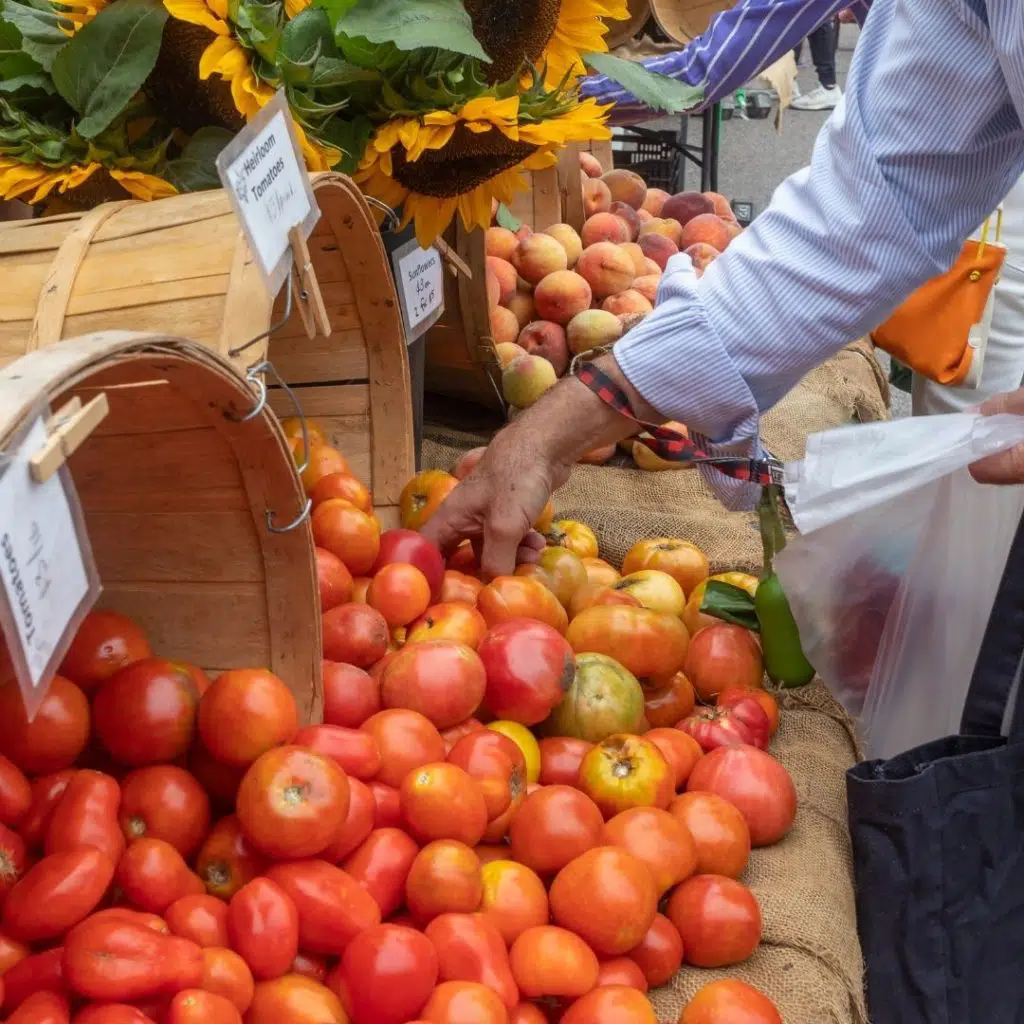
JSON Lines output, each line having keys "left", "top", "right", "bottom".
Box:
{"left": 405, "top": 193, "right": 459, "bottom": 249}
{"left": 284, "top": 0, "right": 310, "bottom": 15}
{"left": 109, "top": 169, "right": 178, "bottom": 201}
{"left": 198, "top": 35, "right": 244, "bottom": 79}
{"left": 163, "top": 0, "right": 229, "bottom": 34}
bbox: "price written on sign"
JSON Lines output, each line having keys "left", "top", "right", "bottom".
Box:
{"left": 392, "top": 240, "right": 445, "bottom": 342}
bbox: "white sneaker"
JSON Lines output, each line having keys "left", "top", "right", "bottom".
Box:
{"left": 790, "top": 84, "right": 841, "bottom": 110}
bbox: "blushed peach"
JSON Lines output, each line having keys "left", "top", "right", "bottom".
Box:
{"left": 502, "top": 353, "right": 558, "bottom": 407}
{"left": 515, "top": 224, "right": 533, "bottom": 242}
{"left": 543, "top": 223, "right": 583, "bottom": 267}
{"left": 639, "top": 218, "right": 683, "bottom": 247}
{"left": 602, "top": 169, "right": 647, "bottom": 210}
{"left": 633, "top": 274, "right": 661, "bottom": 304}
{"left": 609, "top": 202, "right": 642, "bottom": 241}
{"left": 487, "top": 256, "right": 517, "bottom": 305}
{"left": 496, "top": 341, "right": 527, "bottom": 367}
{"left": 577, "top": 242, "right": 635, "bottom": 299}
{"left": 702, "top": 190, "right": 733, "bottom": 218}
{"left": 619, "top": 242, "right": 648, "bottom": 276}
{"left": 642, "top": 188, "right": 670, "bottom": 216}
{"left": 580, "top": 151, "right": 603, "bottom": 178}
{"left": 512, "top": 235, "right": 568, "bottom": 285}
{"left": 637, "top": 209, "right": 654, "bottom": 224}
{"left": 583, "top": 178, "right": 612, "bottom": 217}
{"left": 533, "top": 270, "right": 593, "bottom": 325}
{"left": 506, "top": 292, "right": 536, "bottom": 328}
{"left": 581, "top": 212, "right": 631, "bottom": 247}
{"left": 602, "top": 290, "right": 653, "bottom": 316}
{"left": 490, "top": 305, "right": 521, "bottom": 345}
{"left": 638, "top": 233, "right": 679, "bottom": 271}
{"left": 642, "top": 257, "right": 662, "bottom": 275}
{"left": 486, "top": 227, "right": 518, "bottom": 261}
{"left": 518, "top": 320, "right": 570, "bottom": 376}
{"left": 566, "top": 308, "right": 624, "bottom": 355}
{"left": 661, "top": 191, "right": 715, "bottom": 227}
{"left": 722, "top": 220, "right": 743, "bottom": 246}
{"left": 678, "top": 214, "right": 731, "bottom": 252}
{"left": 684, "top": 243, "right": 721, "bottom": 276}
{"left": 486, "top": 269, "right": 501, "bottom": 310}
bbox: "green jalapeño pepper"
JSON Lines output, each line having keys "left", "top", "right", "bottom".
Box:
{"left": 755, "top": 485, "right": 815, "bottom": 688}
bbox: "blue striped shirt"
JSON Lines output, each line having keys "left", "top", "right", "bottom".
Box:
{"left": 610, "top": 0, "right": 1024, "bottom": 509}
{"left": 582, "top": 0, "right": 871, "bottom": 122}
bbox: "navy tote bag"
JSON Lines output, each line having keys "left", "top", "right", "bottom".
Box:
{"left": 847, "top": 510, "right": 1024, "bottom": 1023}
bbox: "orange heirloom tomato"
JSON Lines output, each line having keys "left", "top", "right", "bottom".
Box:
{"left": 622, "top": 538, "right": 709, "bottom": 597}
{"left": 201, "top": 947, "right": 255, "bottom": 1013}
{"left": 118, "top": 765, "right": 211, "bottom": 860}
{"left": 508, "top": 926, "right": 599, "bottom": 1000}
{"left": 405, "top": 841, "right": 483, "bottom": 924}
{"left": 439, "top": 572, "right": 483, "bottom": 606}
{"left": 578, "top": 735, "right": 675, "bottom": 819}
{"left": 683, "top": 624, "right": 764, "bottom": 701}
{"left": 508, "top": 786, "right": 604, "bottom": 878}
{"left": 400, "top": 471, "right": 459, "bottom": 531}
{"left": 311, "top": 471, "right": 373, "bottom": 514}
{"left": 342, "top": 827, "right": 419, "bottom": 919}
{"left": 280, "top": 416, "right": 328, "bottom": 449}
{"left": 581, "top": 557, "right": 619, "bottom": 588}
{"left": 400, "top": 764, "right": 488, "bottom": 846}
{"left": 566, "top": 606, "right": 689, "bottom": 679}
{"left": 368, "top": 564, "right": 433, "bottom": 628}
{"left": 718, "top": 685, "right": 780, "bottom": 736}
{"left": 227, "top": 878, "right": 298, "bottom": 982}
{"left": 167, "top": 988, "right": 242, "bottom": 1024}
{"left": 595, "top": 958, "right": 648, "bottom": 992}
{"left": 420, "top": 980, "right": 508, "bottom": 1024}
{"left": 477, "top": 577, "right": 569, "bottom": 634}
{"left": 369, "top": 781, "right": 402, "bottom": 829}
{"left": 681, "top": 979, "right": 782, "bottom": 1024}
{"left": 567, "top": 582, "right": 640, "bottom": 620}
{"left": 509, "top": 1003, "right": 548, "bottom": 1024}
{"left": 668, "top": 792, "right": 751, "bottom": 879}
{"left": 165, "top": 895, "right": 229, "bottom": 948}
{"left": 479, "top": 860, "right": 549, "bottom": 946}
{"left": 682, "top": 572, "right": 759, "bottom": 636}
{"left": 361, "top": 710, "right": 446, "bottom": 789}
{"left": 290, "top": 952, "right": 327, "bottom": 982}
{"left": 424, "top": 913, "right": 519, "bottom": 1009}
{"left": 642, "top": 672, "right": 696, "bottom": 729}
{"left": 546, "top": 520, "right": 599, "bottom": 560}
{"left": 627, "top": 913, "right": 684, "bottom": 988}
{"left": 516, "top": 548, "right": 587, "bottom": 608}
{"left": 316, "top": 547, "right": 354, "bottom": 613}
{"left": 644, "top": 728, "right": 703, "bottom": 790}
{"left": 45, "top": 770, "right": 124, "bottom": 863}
{"left": 71, "top": 1005, "right": 154, "bottom": 1023}
{"left": 440, "top": 718, "right": 485, "bottom": 755}
{"left": 407, "top": 603, "right": 489, "bottom": 649}
{"left": 602, "top": 807, "right": 697, "bottom": 894}
{"left": 197, "top": 669, "right": 298, "bottom": 769}
{"left": 447, "top": 730, "right": 525, "bottom": 822}
{"left": 667, "top": 874, "right": 763, "bottom": 968}
{"left": 612, "top": 570, "right": 686, "bottom": 617}
{"left": 60, "top": 610, "right": 150, "bottom": 692}
{"left": 0, "top": 676, "right": 90, "bottom": 775}
{"left": 117, "top": 838, "right": 205, "bottom": 913}
{"left": 195, "top": 816, "right": 264, "bottom": 901}
{"left": 299, "top": 444, "right": 350, "bottom": 493}
{"left": 247, "top": 973, "right": 347, "bottom": 1024}
{"left": 561, "top": 985, "right": 657, "bottom": 1023}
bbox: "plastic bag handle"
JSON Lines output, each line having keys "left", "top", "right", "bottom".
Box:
{"left": 960, "top": 507, "right": 1024, "bottom": 739}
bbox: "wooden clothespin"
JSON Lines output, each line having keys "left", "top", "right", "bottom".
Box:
{"left": 434, "top": 236, "right": 473, "bottom": 280}
{"left": 288, "top": 225, "right": 332, "bottom": 340}
{"left": 31, "top": 393, "right": 109, "bottom": 483}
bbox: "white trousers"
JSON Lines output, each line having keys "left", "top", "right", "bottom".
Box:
{"left": 913, "top": 176, "right": 1024, "bottom": 415}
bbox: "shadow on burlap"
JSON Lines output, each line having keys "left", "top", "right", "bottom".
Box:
{"left": 423, "top": 340, "right": 888, "bottom": 1024}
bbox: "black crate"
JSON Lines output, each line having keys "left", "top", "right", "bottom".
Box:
{"left": 611, "top": 127, "right": 685, "bottom": 193}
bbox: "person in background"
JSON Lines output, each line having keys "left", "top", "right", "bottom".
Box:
{"left": 791, "top": 16, "right": 843, "bottom": 111}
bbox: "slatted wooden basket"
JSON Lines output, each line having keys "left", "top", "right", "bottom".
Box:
{"left": 0, "top": 173, "right": 414, "bottom": 527}
{"left": 0, "top": 331, "right": 321, "bottom": 723}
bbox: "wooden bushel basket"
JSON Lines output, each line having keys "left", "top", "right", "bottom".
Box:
{"left": 0, "top": 332, "right": 322, "bottom": 723}
{"left": 0, "top": 173, "right": 414, "bottom": 527}
{"left": 651, "top": 0, "right": 733, "bottom": 42}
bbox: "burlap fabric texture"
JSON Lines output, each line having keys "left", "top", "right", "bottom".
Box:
{"left": 422, "top": 340, "right": 888, "bottom": 1024}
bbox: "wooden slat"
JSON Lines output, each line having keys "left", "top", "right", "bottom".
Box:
{"left": 82, "top": 487, "right": 249, "bottom": 513}
{"left": 268, "top": 382, "right": 369, "bottom": 419}
{"left": 266, "top": 332, "right": 370, "bottom": 385}
{"left": 60, "top": 380, "right": 211, "bottom": 435}
{"left": 271, "top": 282, "right": 363, "bottom": 340}
{"left": 66, "top": 274, "right": 232, "bottom": 317}
{"left": 65, "top": 295, "right": 229, "bottom": 351}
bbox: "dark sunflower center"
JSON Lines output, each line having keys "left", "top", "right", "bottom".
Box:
{"left": 391, "top": 124, "right": 537, "bottom": 198}
{"left": 463, "top": 0, "right": 562, "bottom": 83}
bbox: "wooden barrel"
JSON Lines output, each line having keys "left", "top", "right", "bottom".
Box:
{"left": 0, "top": 331, "right": 321, "bottom": 723}
{"left": 650, "top": 0, "right": 732, "bottom": 41}
{"left": 0, "top": 173, "right": 414, "bottom": 528}
{"left": 606, "top": 0, "right": 653, "bottom": 48}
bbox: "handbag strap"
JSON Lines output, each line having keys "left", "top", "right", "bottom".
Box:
{"left": 960, "top": 507, "right": 1024, "bottom": 739}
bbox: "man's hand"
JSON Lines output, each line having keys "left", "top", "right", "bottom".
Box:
{"left": 969, "top": 388, "right": 1024, "bottom": 484}
{"left": 421, "top": 353, "right": 658, "bottom": 578}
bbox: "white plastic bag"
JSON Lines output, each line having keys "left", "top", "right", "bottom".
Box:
{"left": 776, "top": 413, "right": 1024, "bottom": 759}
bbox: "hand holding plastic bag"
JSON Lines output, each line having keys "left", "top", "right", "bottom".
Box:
{"left": 776, "top": 413, "right": 1024, "bottom": 759}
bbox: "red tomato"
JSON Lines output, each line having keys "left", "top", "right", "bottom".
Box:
{"left": 0, "top": 823, "right": 27, "bottom": 902}
{"left": 264, "top": 860, "right": 381, "bottom": 956}
{"left": 683, "top": 624, "right": 764, "bottom": 701}
{"left": 200, "top": 947, "right": 254, "bottom": 1013}
{"left": 439, "top": 571, "right": 483, "bottom": 607}
{"left": 368, "top": 782, "right": 402, "bottom": 829}
{"left": 668, "top": 792, "right": 751, "bottom": 878}
{"left": 321, "top": 778, "right": 375, "bottom": 862}
{"left": 404, "top": 841, "right": 483, "bottom": 925}
{"left": 45, "top": 770, "right": 125, "bottom": 863}
{"left": 165, "top": 895, "right": 229, "bottom": 948}
{"left": 290, "top": 952, "right": 327, "bottom": 982}
{"left": 424, "top": 913, "right": 518, "bottom": 1009}
{"left": 71, "top": 1006, "right": 155, "bottom": 1024}
{"left": 328, "top": 923, "right": 438, "bottom": 1024}
{"left": 235, "top": 747, "right": 349, "bottom": 860}
{"left": 316, "top": 547, "right": 354, "bottom": 613}
{"left": 246, "top": 974, "right": 347, "bottom": 1024}
{"left": 18, "top": 771, "right": 74, "bottom": 851}
{"left": 226, "top": 878, "right": 298, "bottom": 982}
{"left": 508, "top": 1004, "right": 547, "bottom": 1024}
{"left": 420, "top": 980, "right": 508, "bottom": 1024}
{"left": 440, "top": 718, "right": 484, "bottom": 755}
{"left": 378, "top": 643, "right": 486, "bottom": 731}
{"left": 508, "top": 786, "right": 604, "bottom": 878}
{"left": 167, "top": 987, "right": 242, "bottom": 1023}
{"left": 322, "top": 604, "right": 389, "bottom": 667}
{"left": 92, "top": 659, "right": 198, "bottom": 766}
{"left": 447, "top": 731, "right": 525, "bottom": 822}
{"left": 372, "top": 530, "right": 446, "bottom": 602}
{"left": 367, "top": 563, "right": 432, "bottom": 627}
{"left": 406, "top": 603, "right": 488, "bottom": 650}
{"left": 341, "top": 827, "right": 419, "bottom": 919}
{"left": 595, "top": 957, "right": 648, "bottom": 992}
{"left": 5, "top": 989, "right": 71, "bottom": 1023}
{"left": 0, "top": 677, "right": 90, "bottom": 775}
{"left": 2, "top": 849, "right": 114, "bottom": 942}
{"left": 87, "top": 908, "right": 168, "bottom": 934}
{"left": 602, "top": 806, "right": 698, "bottom": 895}
{"left": 187, "top": 745, "right": 245, "bottom": 809}
{"left": 2, "top": 947, "right": 66, "bottom": 1010}
{"left": 680, "top": 979, "right": 782, "bottom": 1024}
{"left": 718, "top": 685, "right": 780, "bottom": 735}
{"left": 686, "top": 746, "right": 797, "bottom": 846}
{"left": 197, "top": 670, "right": 298, "bottom": 768}
{"left": 60, "top": 610, "right": 150, "bottom": 692}
{"left": 118, "top": 766, "right": 211, "bottom": 859}
{"left": 291, "top": 725, "right": 381, "bottom": 780}
{"left": 479, "top": 860, "right": 548, "bottom": 947}
{"left": 322, "top": 661, "right": 380, "bottom": 729}
{"left": 666, "top": 874, "right": 762, "bottom": 967}
{"left": 116, "top": 838, "right": 205, "bottom": 913}
{"left": 0, "top": 755, "right": 31, "bottom": 827}
{"left": 508, "top": 926, "right": 599, "bottom": 1000}
{"left": 476, "top": 620, "right": 575, "bottom": 725}
{"left": 626, "top": 913, "right": 684, "bottom": 988}
{"left": 643, "top": 728, "right": 703, "bottom": 789}
{"left": 560, "top": 985, "right": 656, "bottom": 1023}
{"left": 400, "top": 763, "right": 488, "bottom": 846}
{"left": 677, "top": 703, "right": 767, "bottom": 753}
{"left": 195, "top": 816, "right": 264, "bottom": 901}
{"left": 62, "top": 918, "right": 203, "bottom": 1002}
{"left": 0, "top": 930, "right": 29, "bottom": 973}
{"left": 538, "top": 737, "right": 593, "bottom": 787}
{"left": 361, "top": 710, "right": 446, "bottom": 789}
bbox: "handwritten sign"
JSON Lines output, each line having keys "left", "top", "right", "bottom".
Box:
{"left": 391, "top": 238, "right": 445, "bottom": 342}
{"left": 216, "top": 90, "right": 320, "bottom": 293}
{"left": 0, "top": 409, "right": 99, "bottom": 716}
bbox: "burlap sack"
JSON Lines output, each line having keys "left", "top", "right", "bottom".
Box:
{"left": 423, "top": 341, "right": 888, "bottom": 1024}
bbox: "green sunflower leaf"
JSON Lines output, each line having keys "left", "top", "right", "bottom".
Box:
{"left": 316, "top": 113, "right": 371, "bottom": 173}
{"left": 582, "top": 51, "right": 704, "bottom": 115}
{"left": 0, "top": 0, "right": 69, "bottom": 72}
{"left": 337, "top": 0, "right": 488, "bottom": 63}
{"left": 0, "top": 72, "right": 54, "bottom": 93}
{"left": 51, "top": 0, "right": 167, "bottom": 139}
{"left": 309, "top": 55, "right": 379, "bottom": 88}
{"left": 163, "top": 126, "right": 232, "bottom": 192}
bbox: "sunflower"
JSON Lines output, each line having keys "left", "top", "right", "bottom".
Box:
{"left": 0, "top": 157, "right": 176, "bottom": 205}
{"left": 464, "top": 0, "right": 629, "bottom": 85}
{"left": 50, "top": 0, "right": 110, "bottom": 32}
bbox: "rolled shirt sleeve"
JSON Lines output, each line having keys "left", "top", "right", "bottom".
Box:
{"left": 613, "top": 0, "right": 1024, "bottom": 508}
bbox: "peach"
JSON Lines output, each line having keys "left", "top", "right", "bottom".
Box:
{"left": 583, "top": 178, "right": 612, "bottom": 217}
{"left": 490, "top": 305, "right": 521, "bottom": 345}
{"left": 638, "top": 233, "right": 679, "bottom": 271}
{"left": 642, "top": 188, "right": 670, "bottom": 216}
{"left": 702, "top": 191, "right": 733, "bottom": 218}
{"left": 619, "top": 242, "right": 648, "bottom": 276}
{"left": 512, "top": 234, "right": 568, "bottom": 285}
{"left": 609, "top": 201, "right": 642, "bottom": 241}
{"left": 533, "top": 269, "right": 593, "bottom": 325}
{"left": 487, "top": 256, "right": 517, "bottom": 305}
{"left": 602, "top": 168, "right": 647, "bottom": 210}
{"left": 566, "top": 308, "right": 624, "bottom": 355}
{"left": 678, "top": 213, "right": 731, "bottom": 252}
{"left": 486, "top": 268, "right": 501, "bottom": 310}
{"left": 502, "top": 353, "right": 558, "bottom": 407}
{"left": 486, "top": 226, "right": 518, "bottom": 261}
{"left": 543, "top": 223, "right": 583, "bottom": 267}
{"left": 506, "top": 291, "right": 536, "bottom": 327}
{"left": 577, "top": 242, "right": 635, "bottom": 299}
{"left": 495, "top": 341, "right": 527, "bottom": 367}
{"left": 633, "top": 273, "right": 661, "bottom": 305}
{"left": 661, "top": 191, "right": 715, "bottom": 227}
{"left": 722, "top": 219, "right": 743, "bottom": 246}
{"left": 515, "top": 224, "right": 533, "bottom": 243}
{"left": 684, "top": 243, "right": 721, "bottom": 277}
{"left": 518, "top": 320, "right": 570, "bottom": 376}
{"left": 619, "top": 311, "right": 649, "bottom": 333}
{"left": 581, "top": 212, "right": 631, "bottom": 247}
{"left": 637, "top": 209, "right": 653, "bottom": 224}
{"left": 580, "top": 151, "right": 603, "bottom": 178}
{"left": 601, "top": 290, "right": 653, "bottom": 316}
{"left": 642, "top": 257, "right": 662, "bottom": 275}
{"left": 639, "top": 217, "right": 683, "bottom": 246}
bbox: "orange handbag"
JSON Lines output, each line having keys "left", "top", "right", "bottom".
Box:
{"left": 872, "top": 214, "right": 1006, "bottom": 387}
